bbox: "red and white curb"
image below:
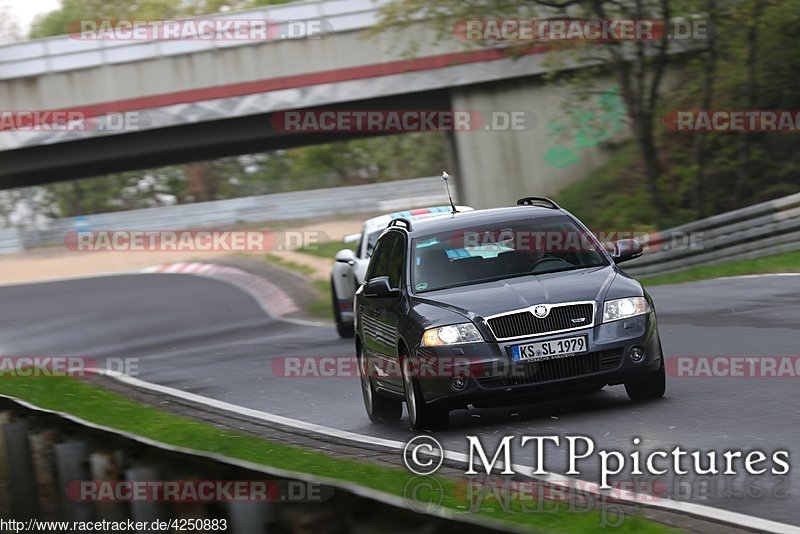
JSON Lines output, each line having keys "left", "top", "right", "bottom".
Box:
{"left": 142, "top": 262, "right": 299, "bottom": 317}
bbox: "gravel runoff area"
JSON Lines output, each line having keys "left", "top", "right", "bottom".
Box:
{"left": 0, "top": 218, "right": 362, "bottom": 285}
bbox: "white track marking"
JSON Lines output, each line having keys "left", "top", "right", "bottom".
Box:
{"left": 709, "top": 272, "right": 800, "bottom": 280}
{"left": 102, "top": 370, "right": 800, "bottom": 534}
{"left": 142, "top": 262, "right": 305, "bottom": 318}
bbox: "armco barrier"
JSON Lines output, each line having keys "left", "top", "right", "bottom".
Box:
{"left": 5, "top": 177, "right": 797, "bottom": 276}
{"left": 0, "top": 396, "right": 513, "bottom": 533}
{"left": 623, "top": 191, "right": 800, "bottom": 278}
{"left": 1, "top": 176, "right": 451, "bottom": 254}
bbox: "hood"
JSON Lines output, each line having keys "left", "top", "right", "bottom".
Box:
{"left": 412, "top": 265, "right": 618, "bottom": 318}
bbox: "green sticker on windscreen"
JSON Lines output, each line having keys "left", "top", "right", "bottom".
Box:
{"left": 416, "top": 282, "right": 428, "bottom": 291}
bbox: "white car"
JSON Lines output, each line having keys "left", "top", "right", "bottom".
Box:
{"left": 331, "top": 205, "right": 473, "bottom": 337}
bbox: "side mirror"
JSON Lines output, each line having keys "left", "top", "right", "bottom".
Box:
{"left": 335, "top": 248, "right": 357, "bottom": 265}
{"left": 363, "top": 276, "right": 400, "bottom": 298}
{"left": 343, "top": 233, "right": 361, "bottom": 244}
{"left": 612, "top": 239, "right": 644, "bottom": 264}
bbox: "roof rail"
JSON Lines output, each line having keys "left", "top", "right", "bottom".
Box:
{"left": 387, "top": 217, "right": 413, "bottom": 231}
{"left": 516, "top": 196, "right": 560, "bottom": 209}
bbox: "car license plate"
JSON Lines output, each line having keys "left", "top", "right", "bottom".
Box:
{"left": 511, "top": 336, "right": 588, "bottom": 362}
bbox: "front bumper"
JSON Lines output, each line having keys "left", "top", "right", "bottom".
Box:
{"left": 413, "top": 312, "right": 662, "bottom": 409}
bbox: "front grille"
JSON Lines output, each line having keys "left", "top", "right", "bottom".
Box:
{"left": 487, "top": 303, "right": 594, "bottom": 340}
{"left": 476, "top": 349, "right": 624, "bottom": 388}
{"left": 475, "top": 375, "right": 506, "bottom": 389}
{"left": 507, "top": 352, "right": 599, "bottom": 386}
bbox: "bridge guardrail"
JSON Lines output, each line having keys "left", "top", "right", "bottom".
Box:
{"left": 0, "top": 0, "right": 390, "bottom": 81}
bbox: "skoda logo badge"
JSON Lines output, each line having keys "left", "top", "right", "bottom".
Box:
{"left": 533, "top": 305, "right": 549, "bottom": 318}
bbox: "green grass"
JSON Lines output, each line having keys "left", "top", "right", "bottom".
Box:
{"left": 0, "top": 377, "right": 674, "bottom": 534}
{"left": 307, "top": 279, "right": 334, "bottom": 321}
{"left": 260, "top": 254, "right": 333, "bottom": 321}
{"left": 263, "top": 253, "right": 316, "bottom": 277}
{"left": 297, "top": 240, "right": 356, "bottom": 259}
{"left": 640, "top": 250, "right": 800, "bottom": 286}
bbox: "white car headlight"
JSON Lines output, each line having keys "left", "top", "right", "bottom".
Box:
{"left": 603, "top": 297, "right": 651, "bottom": 323}
{"left": 422, "top": 323, "right": 483, "bottom": 346}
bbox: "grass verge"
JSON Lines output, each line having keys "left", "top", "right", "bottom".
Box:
{"left": 639, "top": 250, "right": 800, "bottom": 286}
{"left": 0, "top": 377, "right": 674, "bottom": 534}
{"left": 263, "top": 253, "right": 333, "bottom": 321}
{"left": 297, "top": 240, "right": 355, "bottom": 259}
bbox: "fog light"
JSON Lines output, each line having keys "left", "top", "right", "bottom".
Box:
{"left": 450, "top": 374, "right": 467, "bottom": 391}
{"left": 628, "top": 346, "right": 645, "bottom": 363}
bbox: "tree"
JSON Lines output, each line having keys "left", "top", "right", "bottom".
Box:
{"left": 30, "top": 0, "right": 184, "bottom": 39}
{"left": 373, "top": 0, "right": 706, "bottom": 217}
{"left": 29, "top": 0, "right": 297, "bottom": 39}
{"left": 0, "top": 6, "right": 21, "bottom": 44}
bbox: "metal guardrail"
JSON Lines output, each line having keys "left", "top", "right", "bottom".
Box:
{"left": 624, "top": 192, "right": 800, "bottom": 278}
{"left": 0, "top": 396, "right": 510, "bottom": 533}
{"left": 0, "top": 176, "right": 452, "bottom": 254}
{"left": 4, "top": 177, "right": 796, "bottom": 276}
{"left": 0, "top": 0, "right": 390, "bottom": 81}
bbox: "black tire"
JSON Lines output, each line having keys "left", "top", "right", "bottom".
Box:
{"left": 358, "top": 343, "right": 401, "bottom": 423}
{"left": 331, "top": 278, "right": 354, "bottom": 338}
{"left": 624, "top": 363, "right": 666, "bottom": 401}
{"left": 400, "top": 348, "right": 449, "bottom": 431}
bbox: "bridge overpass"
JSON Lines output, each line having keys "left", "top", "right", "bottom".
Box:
{"left": 0, "top": 0, "right": 622, "bottom": 207}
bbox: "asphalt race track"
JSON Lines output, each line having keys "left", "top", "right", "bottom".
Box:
{"left": 1, "top": 273, "right": 798, "bottom": 528}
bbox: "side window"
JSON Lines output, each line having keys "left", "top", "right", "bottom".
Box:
{"left": 366, "top": 233, "right": 404, "bottom": 288}
{"left": 366, "top": 234, "right": 393, "bottom": 281}
{"left": 386, "top": 235, "right": 405, "bottom": 289}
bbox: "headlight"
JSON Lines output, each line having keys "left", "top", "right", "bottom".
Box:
{"left": 422, "top": 323, "right": 483, "bottom": 346}
{"left": 603, "top": 297, "right": 651, "bottom": 323}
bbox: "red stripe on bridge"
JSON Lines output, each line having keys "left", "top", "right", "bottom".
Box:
{"left": 52, "top": 46, "right": 549, "bottom": 118}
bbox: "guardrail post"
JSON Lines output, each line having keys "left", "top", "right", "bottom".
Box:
{"left": 0, "top": 412, "right": 12, "bottom": 518}
{"left": 54, "top": 441, "right": 94, "bottom": 522}
{"left": 29, "top": 430, "right": 60, "bottom": 520}
{"left": 227, "top": 501, "right": 274, "bottom": 534}
{"left": 125, "top": 465, "right": 167, "bottom": 531}
{"left": 4, "top": 420, "right": 39, "bottom": 518}
{"left": 89, "top": 450, "right": 127, "bottom": 521}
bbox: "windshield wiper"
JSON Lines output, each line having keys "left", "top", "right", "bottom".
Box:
{"left": 532, "top": 263, "right": 607, "bottom": 275}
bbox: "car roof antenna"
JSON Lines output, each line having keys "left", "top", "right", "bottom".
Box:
{"left": 442, "top": 171, "right": 459, "bottom": 214}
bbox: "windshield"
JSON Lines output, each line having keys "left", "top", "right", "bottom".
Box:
{"left": 412, "top": 215, "right": 608, "bottom": 292}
